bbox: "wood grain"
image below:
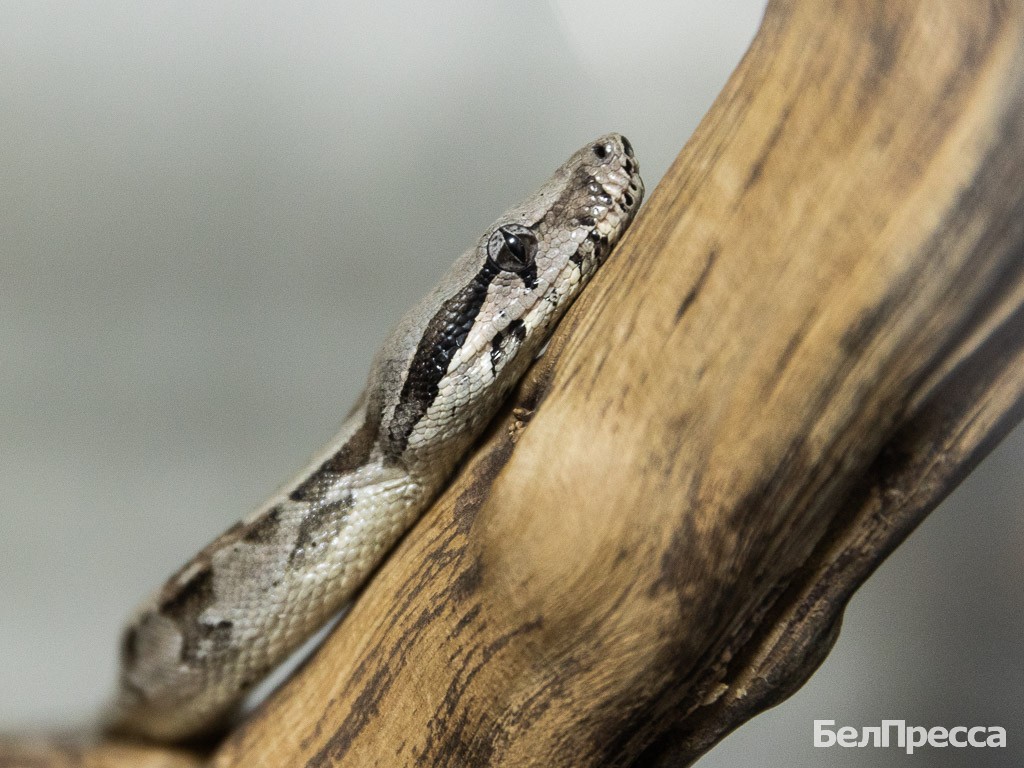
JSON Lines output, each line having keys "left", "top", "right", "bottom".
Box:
{"left": 5, "top": 0, "right": 1024, "bottom": 765}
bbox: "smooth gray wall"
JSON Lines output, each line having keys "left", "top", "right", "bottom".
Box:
{"left": 1, "top": 3, "right": 1020, "bottom": 766}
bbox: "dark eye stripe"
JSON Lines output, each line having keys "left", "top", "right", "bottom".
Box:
{"left": 384, "top": 260, "right": 500, "bottom": 458}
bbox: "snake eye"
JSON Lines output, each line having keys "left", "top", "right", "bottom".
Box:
{"left": 487, "top": 225, "right": 537, "bottom": 273}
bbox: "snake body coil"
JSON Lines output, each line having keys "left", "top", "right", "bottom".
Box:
{"left": 110, "top": 135, "right": 643, "bottom": 741}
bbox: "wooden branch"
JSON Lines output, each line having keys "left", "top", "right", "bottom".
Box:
{"left": 6, "top": 0, "right": 1024, "bottom": 765}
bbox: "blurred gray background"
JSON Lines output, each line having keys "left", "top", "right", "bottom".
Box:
{"left": 1, "top": 2, "right": 1020, "bottom": 766}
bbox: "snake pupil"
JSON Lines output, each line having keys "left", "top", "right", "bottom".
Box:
{"left": 489, "top": 226, "right": 537, "bottom": 273}
{"left": 503, "top": 231, "right": 527, "bottom": 264}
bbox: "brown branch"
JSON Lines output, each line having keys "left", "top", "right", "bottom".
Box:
{"left": 6, "top": 0, "right": 1024, "bottom": 765}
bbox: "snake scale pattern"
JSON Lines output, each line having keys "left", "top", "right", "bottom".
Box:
{"left": 109, "top": 134, "right": 643, "bottom": 741}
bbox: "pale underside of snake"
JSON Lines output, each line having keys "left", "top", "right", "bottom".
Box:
{"left": 108, "top": 134, "right": 643, "bottom": 742}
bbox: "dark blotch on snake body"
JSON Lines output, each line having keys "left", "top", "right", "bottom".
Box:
{"left": 159, "top": 566, "right": 214, "bottom": 621}
{"left": 583, "top": 230, "right": 610, "bottom": 261}
{"left": 507, "top": 319, "right": 526, "bottom": 343}
{"left": 290, "top": 416, "right": 378, "bottom": 503}
{"left": 489, "top": 319, "right": 527, "bottom": 374}
{"left": 157, "top": 566, "right": 218, "bottom": 663}
{"left": 198, "top": 619, "right": 235, "bottom": 652}
{"left": 289, "top": 492, "right": 354, "bottom": 562}
{"left": 519, "top": 263, "right": 538, "bottom": 290}
{"left": 289, "top": 472, "right": 340, "bottom": 505}
{"left": 241, "top": 506, "right": 283, "bottom": 544}
{"left": 322, "top": 415, "right": 379, "bottom": 473}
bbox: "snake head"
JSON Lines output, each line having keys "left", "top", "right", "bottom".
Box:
{"left": 380, "top": 134, "right": 643, "bottom": 461}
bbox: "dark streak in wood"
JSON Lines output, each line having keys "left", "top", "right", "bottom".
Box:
{"left": 743, "top": 104, "right": 791, "bottom": 192}
{"left": 423, "top": 618, "right": 544, "bottom": 766}
{"left": 674, "top": 247, "right": 717, "bottom": 324}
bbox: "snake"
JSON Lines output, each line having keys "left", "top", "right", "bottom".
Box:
{"left": 107, "top": 134, "right": 643, "bottom": 742}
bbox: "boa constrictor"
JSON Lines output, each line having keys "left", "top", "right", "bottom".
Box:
{"left": 109, "top": 134, "right": 643, "bottom": 741}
